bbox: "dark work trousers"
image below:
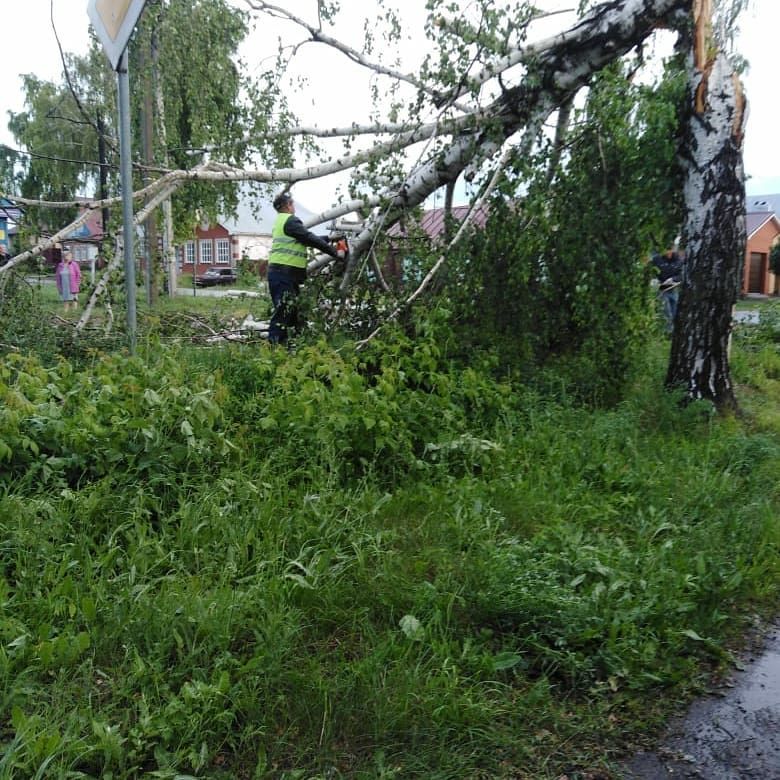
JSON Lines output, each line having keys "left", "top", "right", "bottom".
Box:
{"left": 267, "top": 263, "right": 307, "bottom": 345}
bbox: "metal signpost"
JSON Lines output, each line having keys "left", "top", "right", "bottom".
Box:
{"left": 87, "top": 0, "right": 148, "bottom": 352}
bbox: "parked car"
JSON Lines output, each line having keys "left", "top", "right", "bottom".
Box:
{"left": 195, "top": 267, "right": 237, "bottom": 287}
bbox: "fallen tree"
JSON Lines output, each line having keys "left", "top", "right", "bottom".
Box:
{"left": 1, "top": 0, "right": 749, "bottom": 409}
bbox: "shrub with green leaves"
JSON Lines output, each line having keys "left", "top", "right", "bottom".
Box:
{"left": 0, "top": 327, "right": 779, "bottom": 779}
{"left": 447, "top": 62, "right": 686, "bottom": 405}
{"left": 0, "top": 349, "right": 233, "bottom": 492}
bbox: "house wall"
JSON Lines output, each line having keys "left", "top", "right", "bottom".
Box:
{"left": 177, "top": 224, "right": 274, "bottom": 277}
{"left": 233, "top": 233, "right": 272, "bottom": 263}
{"left": 743, "top": 221, "right": 780, "bottom": 295}
{"left": 178, "top": 224, "right": 232, "bottom": 276}
{"left": 68, "top": 243, "right": 100, "bottom": 264}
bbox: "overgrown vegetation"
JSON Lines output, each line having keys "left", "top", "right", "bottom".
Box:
{"left": 446, "top": 63, "right": 687, "bottom": 404}
{"left": 1, "top": 305, "right": 778, "bottom": 778}
{"left": 0, "top": 6, "right": 773, "bottom": 771}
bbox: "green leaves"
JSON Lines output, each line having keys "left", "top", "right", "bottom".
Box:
{"left": 1, "top": 324, "right": 779, "bottom": 778}
{"left": 399, "top": 613, "right": 424, "bottom": 640}
{"left": 447, "top": 59, "right": 687, "bottom": 405}
{"left": 490, "top": 650, "right": 524, "bottom": 671}
{"left": 0, "top": 350, "right": 232, "bottom": 490}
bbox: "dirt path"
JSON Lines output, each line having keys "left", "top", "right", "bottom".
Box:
{"left": 621, "top": 621, "right": 780, "bottom": 779}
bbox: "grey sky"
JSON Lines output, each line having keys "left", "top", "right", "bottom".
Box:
{"left": 1, "top": 0, "right": 777, "bottom": 209}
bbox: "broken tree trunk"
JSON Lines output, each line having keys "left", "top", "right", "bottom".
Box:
{"left": 666, "top": 1, "right": 746, "bottom": 412}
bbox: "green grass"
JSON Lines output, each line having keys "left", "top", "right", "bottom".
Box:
{"left": 137, "top": 290, "right": 270, "bottom": 319}
{"left": 735, "top": 294, "right": 780, "bottom": 310}
{"left": 0, "top": 328, "right": 778, "bottom": 778}
{"left": 25, "top": 274, "right": 271, "bottom": 328}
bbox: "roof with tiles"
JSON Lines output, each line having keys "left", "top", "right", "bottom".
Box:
{"left": 746, "top": 212, "right": 777, "bottom": 238}
{"left": 745, "top": 194, "right": 780, "bottom": 238}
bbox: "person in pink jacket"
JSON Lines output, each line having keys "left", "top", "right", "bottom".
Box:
{"left": 55, "top": 250, "right": 82, "bottom": 311}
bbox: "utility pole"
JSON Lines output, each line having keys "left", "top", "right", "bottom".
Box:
{"left": 117, "top": 49, "right": 137, "bottom": 351}
{"left": 97, "top": 112, "right": 110, "bottom": 268}
{"left": 140, "top": 32, "right": 159, "bottom": 306}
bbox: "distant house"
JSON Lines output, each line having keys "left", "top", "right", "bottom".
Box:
{"left": 0, "top": 198, "right": 24, "bottom": 255}
{"left": 387, "top": 203, "right": 489, "bottom": 241}
{"left": 176, "top": 190, "right": 317, "bottom": 276}
{"left": 384, "top": 204, "right": 489, "bottom": 281}
{"left": 31, "top": 205, "right": 105, "bottom": 272}
{"left": 744, "top": 194, "right": 780, "bottom": 295}
{"left": 178, "top": 222, "right": 235, "bottom": 277}
{"left": 65, "top": 208, "right": 105, "bottom": 267}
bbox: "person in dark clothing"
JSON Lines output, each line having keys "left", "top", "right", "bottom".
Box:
{"left": 266, "top": 191, "right": 345, "bottom": 345}
{"left": 651, "top": 248, "right": 683, "bottom": 334}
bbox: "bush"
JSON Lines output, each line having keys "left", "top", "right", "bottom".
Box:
{"left": 446, "top": 63, "right": 686, "bottom": 406}
{"left": 1, "top": 318, "right": 779, "bottom": 778}
{"left": 0, "top": 272, "right": 61, "bottom": 360}
{"left": 0, "top": 349, "right": 234, "bottom": 492}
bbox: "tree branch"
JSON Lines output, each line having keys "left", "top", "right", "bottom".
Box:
{"left": 346, "top": 0, "right": 690, "bottom": 269}
{"left": 241, "top": 0, "right": 454, "bottom": 103}
{"left": 355, "top": 142, "right": 514, "bottom": 351}
{"left": 50, "top": 0, "right": 117, "bottom": 155}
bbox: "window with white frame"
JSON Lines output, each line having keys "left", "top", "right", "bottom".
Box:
{"left": 185, "top": 241, "right": 196, "bottom": 266}
{"left": 199, "top": 239, "right": 213, "bottom": 264}
{"left": 216, "top": 238, "right": 231, "bottom": 264}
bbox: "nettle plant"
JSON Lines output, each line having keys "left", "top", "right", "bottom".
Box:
{"left": 0, "top": 350, "right": 234, "bottom": 492}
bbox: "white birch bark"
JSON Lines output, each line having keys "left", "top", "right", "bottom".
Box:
{"left": 3, "top": 0, "right": 698, "bottom": 324}
{"left": 666, "top": 25, "right": 746, "bottom": 410}
{"left": 344, "top": 0, "right": 691, "bottom": 271}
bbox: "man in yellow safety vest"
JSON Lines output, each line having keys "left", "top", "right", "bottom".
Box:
{"left": 266, "top": 191, "right": 345, "bottom": 345}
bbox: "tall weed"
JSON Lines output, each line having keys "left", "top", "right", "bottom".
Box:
{"left": 0, "top": 329, "right": 778, "bottom": 778}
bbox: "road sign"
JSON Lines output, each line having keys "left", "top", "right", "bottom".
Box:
{"left": 87, "top": 0, "right": 148, "bottom": 70}
{"left": 87, "top": 0, "right": 149, "bottom": 351}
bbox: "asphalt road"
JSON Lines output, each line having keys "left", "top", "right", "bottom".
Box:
{"left": 174, "top": 286, "right": 265, "bottom": 298}
{"left": 621, "top": 621, "right": 780, "bottom": 779}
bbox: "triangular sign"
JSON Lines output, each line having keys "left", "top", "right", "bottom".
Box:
{"left": 87, "top": 0, "right": 148, "bottom": 70}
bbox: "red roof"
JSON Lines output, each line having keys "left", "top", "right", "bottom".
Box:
{"left": 387, "top": 204, "right": 489, "bottom": 241}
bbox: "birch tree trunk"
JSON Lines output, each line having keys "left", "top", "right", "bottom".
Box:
{"left": 666, "top": 2, "right": 746, "bottom": 411}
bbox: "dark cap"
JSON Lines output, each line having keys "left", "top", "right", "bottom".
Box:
{"left": 273, "top": 191, "right": 293, "bottom": 211}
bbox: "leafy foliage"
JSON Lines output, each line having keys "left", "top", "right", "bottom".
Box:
{"left": 770, "top": 242, "right": 780, "bottom": 276}
{"left": 7, "top": 0, "right": 294, "bottom": 246}
{"left": 7, "top": 67, "right": 102, "bottom": 232}
{"left": 0, "top": 274, "right": 59, "bottom": 359}
{"left": 1, "top": 324, "right": 779, "bottom": 778}
{"left": 447, "top": 61, "right": 686, "bottom": 403}
{"left": 135, "top": 0, "right": 255, "bottom": 236}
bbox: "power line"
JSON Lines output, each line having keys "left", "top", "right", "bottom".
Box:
{"left": 0, "top": 143, "right": 173, "bottom": 175}
{"left": 1, "top": 142, "right": 116, "bottom": 170}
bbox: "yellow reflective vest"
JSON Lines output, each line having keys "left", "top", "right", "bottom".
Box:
{"left": 268, "top": 213, "right": 308, "bottom": 269}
